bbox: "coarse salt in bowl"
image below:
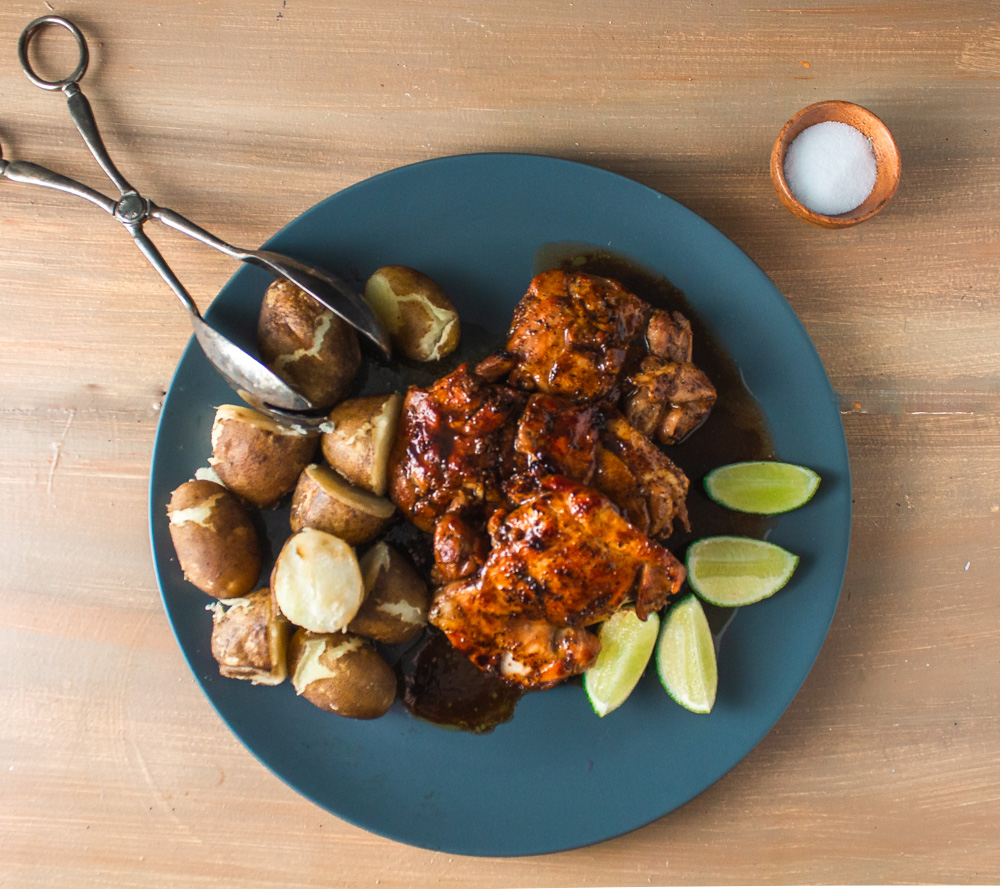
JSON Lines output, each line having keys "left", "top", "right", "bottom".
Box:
{"left": 770, "top": 100, "right": 901, "bottom": 228}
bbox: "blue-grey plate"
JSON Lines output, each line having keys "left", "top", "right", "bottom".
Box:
{"left": 149, "top": 153, "right": 850, "bottom": 856}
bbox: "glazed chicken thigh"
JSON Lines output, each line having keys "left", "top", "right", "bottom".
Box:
{"left": 475, "top": 269, "right": 647, "bottom": 402}
{"left": 429, "top": 577, "right": 602, "bottom": 689}
{"left": 387, "top": 364, "right": 524, "bottom": 533}
{"left": 429, "top": 476, "right": 685, "bottom": 688}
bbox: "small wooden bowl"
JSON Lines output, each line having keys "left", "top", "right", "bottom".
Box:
{"left": 770, "top": 100, "right": 901, "bottom": 228}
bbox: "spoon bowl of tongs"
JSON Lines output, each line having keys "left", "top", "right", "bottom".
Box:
{"left": 1, "top": 16, "right": 390, "bottom": 428}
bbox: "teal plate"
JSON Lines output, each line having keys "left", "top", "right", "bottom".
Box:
{"left": 149, "top": 153, "right": 850, "bottom": 855}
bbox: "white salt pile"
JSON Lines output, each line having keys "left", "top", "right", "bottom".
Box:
{"left": 783, "top": 120, "right": 878, "bottom": 216}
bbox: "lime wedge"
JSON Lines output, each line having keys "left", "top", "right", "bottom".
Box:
{"left": 704, "top": 461, "right": 820, "bottom": 514}
{"left": 686, "top": 536, "right": 799, "bottom": 607}
{"left": 583, "top": 607, "right": 660, "bottom": 717}
{"left": 656, "top": 594, "right": 717, "bottom": 714}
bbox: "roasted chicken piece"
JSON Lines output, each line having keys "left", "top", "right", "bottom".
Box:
{"left": 513, "top": 393, "right": 602, "bottom": 483}
{"left": 512, "top": 393, "right": 689, "bottom": 540}
{"left": 387, "top": 364, "right": 525, "bottom": 532}
{"left": 492, "top": 475, "right": 685, "bottom": 624}
{"left": 476, "top": 270, "right": 716, "bottom": 445}
{"left": 623, "top": 355, "right": 717, "bottom": 446}
{"left": 431, "top": 513, "right": 490, "bottom": 585}
{"left": 646, "top": 308, "right": 694, "bottom": 363}
{"left": 599, "top": 411, "right": 690, "bottom": 538}
{"left": 429, "top": 476, "right": 685, "bottom": 688}
{"left": 430, "top": 578, "right": 602, "bottom": 689}
{"left": 476, "top": 270, "right": 648, "bottom": 403}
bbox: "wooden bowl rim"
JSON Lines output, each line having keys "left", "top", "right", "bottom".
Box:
{"left": 770, "top": 100, "right": 901, "bottom": 228}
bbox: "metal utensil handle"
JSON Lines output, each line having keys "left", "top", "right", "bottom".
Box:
{"left": 129, "top": 227, "right": 202, "bottom": 319}
{"left": 64, "top": 84, "right": 137, "bottom": 197}
{"left": 150, "top": 205, "right": 244, "bottom": 260}
{"left": 17, "top": 15, "right": 88, "bottom": 90}
{"left": 0, "top": 157, "right": 117, "bottom": 215}
{"left": 19, "top": 16, "right": 137, "bottom": 197}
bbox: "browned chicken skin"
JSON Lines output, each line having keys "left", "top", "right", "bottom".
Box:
{"left": 387, "top": 364, "right": 525, "bottom": 533}
{"left": 476, "top": 271, "right": 717, "bottom": 445}
{"left": 623, "top": 355, "right": 717, "bottom": 446}
{"left": 429, "top": 476, "right": 685, "bottom": 688}
{"left": 646, "top": 308, "right": 694, "bottom": 363}
{"left": 513, "top": 393, "right": 689, "bottom": 540}
{"left": 489, "top": 475, "right": 685, "bottom": 624}
{"left": 599, "top": 411, "right": 691, "bottom": 538}
{"left": 513, "top": 393, "right": 602, "bottom": 483}
{"left": 431, "top": 513, "right": 490, "bottom": 585}
{"left": 486, "top": 270, "right": 648, "bottom": 403}
{"left": 390, "top": 271, "right": 712, "bottom": 691}
{"left": 429, "top": 578, "right": 602, "bottom": 689}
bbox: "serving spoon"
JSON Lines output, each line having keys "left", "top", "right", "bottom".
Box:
{"left": 1, "top": 16, "right": 390, "bottom": 427}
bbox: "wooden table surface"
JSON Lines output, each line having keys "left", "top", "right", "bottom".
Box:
{"left": 2, "top": 1, "right": 998, "bottom": 885}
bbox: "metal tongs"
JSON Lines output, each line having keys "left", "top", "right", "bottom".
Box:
{"left": 1, "top": 16, "right": 390, "bottom": 427}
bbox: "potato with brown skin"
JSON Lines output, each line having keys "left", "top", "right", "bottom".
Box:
{"left": 271, "top": 528, "right": 364, "bottom": 633}
{"left": 209, "top": 588, "right": 290, "bottom": 685}
{"left": 348, "top": 542, "right": 429, "bottom": 644}
{"left": 167, "top": 480, "right": 261, "bottom": 598}
{"left": 288, "top": 628, "right": 396, "bottom": 719}
{"left": 289, "top": 464, "right": 395, "bottom": 545}
{"left": 363, "top": 266, "right": 460, "bottom": 362}
{"left": 257, "top": 278, "right": 361, "bottom": 409}
{"left": 209, "top": 404, "right": 319, "bottom": 508}
{"left": 321, "top": 392, "right": 403, "bottom": 496}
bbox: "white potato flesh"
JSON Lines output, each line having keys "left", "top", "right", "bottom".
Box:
{"left": 168, "top": 492, "right": 224, "bottom": 528}
{"left": 272, "top": 529, "right": 364, "bottom": 633}
{"left": 211, "top": 403, "right": 312, "bottom": 444}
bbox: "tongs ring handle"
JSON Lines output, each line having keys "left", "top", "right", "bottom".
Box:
{"left": 18, "top": 16, "right": 89, "bottom": 91}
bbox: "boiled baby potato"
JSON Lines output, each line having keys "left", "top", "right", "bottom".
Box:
{"left": 257, "top": 278, "right": 361, "bottom": 409}
{"left": 167, "top": 480, "right": 261, "bottom": 598}
{"left": 288, "top": 628, "right": 396, "bottom": 719}
{"left": 363, "top": 265, "right": 460, "bottom": 362}
{"left": 209, "top": 404, "right": 319, "bottom": 508}
{"left": 289, "top": 464, "right": 395, "bottom": 545}
{"left": 348, "top": 542, "right": 429, "bottom": 645}
{"left": 321, "top": 392, "right": 403, "bottom": 497}
{"left": 271, "top": 528, "right": 364, "bottom": 633}
{"left": 209, "top": 588, "right": 290, "bottom": 685}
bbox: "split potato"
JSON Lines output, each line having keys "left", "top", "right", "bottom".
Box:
{"left": 363, "top": 265, "right": 460, "bottom": 362}
{"left": 209, "top": 404, "right": 319, "bottom": 508}
{"left": 288, "top": 628, "right": 396, "bottom": 719}
{"left": 257, "top": 278, "right": 361, "bottom": 409}
{"left": 321, "top": 392, "right": 403, "bottom": 496}
{"left": 348, "top": 542, "right": 429, "bottom": 644}
{"left": 271, "top": 528, "right": 364, "bottom": 633}
{"left": 209, "top": 588, "right": 290, "bottom": 685}
{"left": 289, "top": 464, "right": 395, "bottom": 545}
{"left": 167, "top": 480, "right": 261, "bottom": 598}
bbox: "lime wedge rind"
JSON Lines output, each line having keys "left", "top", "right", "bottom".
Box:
{"left": 704, "top": 461, "right": 821, "bottom": 515}
{"left": 583, "top": 607, "right": 660, "bottom": 717}
{"left": 655, "top": 594, "right": 717, "bottom": 714}
{"left": 686, "top": 535, "right": 799, "bottom": 608}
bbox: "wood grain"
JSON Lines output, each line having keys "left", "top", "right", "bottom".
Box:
{"left": 1, "top": 0, "right": 998, "bottom": 885}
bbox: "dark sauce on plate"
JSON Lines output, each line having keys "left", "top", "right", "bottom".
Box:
{"left": 398, "top": 629, "right": 523, "bottom": 733}
{"left": 397, "top": 247, "right": 775, "bottom": 732}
